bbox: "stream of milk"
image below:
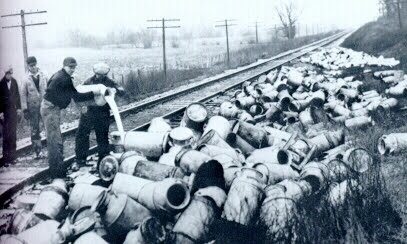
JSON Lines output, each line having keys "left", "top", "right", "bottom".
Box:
{"left": 105, "top": 95, "right": 124, "bottom": 132}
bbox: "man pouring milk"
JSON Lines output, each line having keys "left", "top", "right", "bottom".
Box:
{"left": 73, "top": 62, "right": 124, "bottom": 172}
{"left": 41, "top": 58, "right": 122, "bottom": 179}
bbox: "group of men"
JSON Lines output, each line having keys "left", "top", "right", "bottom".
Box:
{"left": 0, "top": 57, "right": 124, "bottom": 180}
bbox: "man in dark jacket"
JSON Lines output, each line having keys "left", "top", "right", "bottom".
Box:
{"left": 0, "top": 67, "right": 22, "bottom": 167}
{"left": 41, "top": 57, "right": 105, "bottom": 179}
{"left": 73, "top": 62, "right": 124, "bottom": 171}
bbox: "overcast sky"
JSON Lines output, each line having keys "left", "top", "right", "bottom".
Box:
{"left": 0, "top": 0, "right": 380, "bottom": 73}
{"left": 0, "top": 0, "right": 379, "bottom": 39}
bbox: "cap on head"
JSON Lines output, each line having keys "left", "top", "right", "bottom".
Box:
{"left": 26, "top": 56, "right": 37, "bottom": 65}
{"left": 93, "top": 62, "right": 110, "bottom": 75}
{"left": 63, "top": 57, "right": 77, "bottom": 67}
{"left": 4, "top": 66, "right": 13, "bottom": 75}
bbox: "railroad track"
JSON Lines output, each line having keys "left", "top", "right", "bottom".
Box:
{"left": 0, "top": 31, "right": 348, "bottom": 206}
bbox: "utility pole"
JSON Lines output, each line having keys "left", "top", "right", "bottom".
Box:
{"left": 397, "top": 0, "right": 403, "bottom": 29}
{"left": 147, "top": 18, "right": 180, "bottom": 81}
{"left": 1, "top": 10, "right": 47, "bottom": 72}
{"left": 215, "top": 19, "right": 236, "bottom": 67}
{"left": 249, "top": 21, "right": 262, "bottom": 44}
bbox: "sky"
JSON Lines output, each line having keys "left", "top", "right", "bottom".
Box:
{"left": 0, "top": 0, "right": 380, "bottom": 39}
{"left": 0, "top": 0, "right": 380, "bottom": 73}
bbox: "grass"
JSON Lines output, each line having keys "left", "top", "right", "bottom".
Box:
{"left": 123, "top": 32, "right": 339, "bottom": 98}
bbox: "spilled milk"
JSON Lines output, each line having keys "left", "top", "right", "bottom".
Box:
{"left": 105, "top": 95, "right": 124, "bottom": 132}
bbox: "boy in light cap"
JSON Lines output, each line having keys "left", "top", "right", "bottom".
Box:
{"left": 21, "top": 56, "right": 48, "bottom": 159}
{"left": 73, "top": 62, "right": 124, "bottom": 171}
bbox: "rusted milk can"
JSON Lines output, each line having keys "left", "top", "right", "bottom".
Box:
{"left": 249, "top": 103, "right": 265, "bottom": 116}
{"left": 345, "top": 116, "right": 372, "bottom": 129}
{"left": 300, "top": 162, "right": 330, "bottom": 193}
{"left": 8, "top": 220, "right": 60, "bottom": 244}
{"left": 288, "top": 99, "right": 311, "bottom": 113}
{"left": 98, "top": 154, "right": 122, "bottom": 181}
{"left": 260, "top": 89, "right": 279, "bottom": 103}
{"left": 169, "top": 127, "right": 195, "bottom": 148}
{"left": 378, "top": 133, "right": 407, "bottom": 155}
{"left": 180, "top": 102, "right": 208, "bottom": 132}
{"left": 94, "top": 192, "right": 152, "bottom": 235}
{"left": 32, "top": 179, "right": 68, "bottom": 220}
{"left": 123, "top": 217, "right": 166, "bottom": 244}
{"left": 246, "top": 146, "right": 290, "bottom": 165}
{"left": 111, "top": 131, "right": 170, "bottom": 159}
{"left": 199, "top": 144, "right": 245, "bottom": 164}
{"left": 277, "top": 89, "right": 293, "bottom": 111}
{"left": 342, "top": 147, "right": 372, "bottom": 173}
{"left": 308, "top": 130, "right": 344, "bottom": 156}
{"left": 68, "top": 184, "right": 107, "bottom": 210}
{"left": 265, "top": 163, "right": 299, "bottom": 184}
{"left": 299, "top": 108, "right": 315, "bottom": 128}
{"left": 325, "top": 158, "right": 351, "bottom": 183}
{"left": 226, "top": 132, "right": 256, "bottom": 155}
{"left": 278, "top": 179, "right": 312, "bottom": 201}
{"left": 235, "top": 96, "right": 256, "bottom": 109}
{"left": 171, "top": 186, "right": 227, "bottom": 244}
{"left": 197, "top": 129, "right": 233, "bottom": 149}
{"left": 175, "top": 148, "right": 211, "bottom": 174}
{"left": 74, "top": 232, "right": 108, "bottom": 244}
{"left": 223, "top": 168, "right": 266, "bottom": 225}
{"left": 259, "top": 184, "right": 297, "bottom": 242}
{"left": 232, "top": 120, "right": 268, "bottom": 148}
{"left": 111, "top": 173, "right": 191, "bottom": 215}
{"left": 264, "top": 102, "right": 282, "bottom": 122}
{"left": 158, "top": 145, "right": 183, "bottom": 167}
{"left": 148, "top": 117, "right": 172, "bottom": 133}
{"left": 211, "top": 154, "right": 243, "bottom": 188}
{"left": 219, "top": 101, "right": 240, "bottom": 119}
{"left": 9, "top": 209, "right": 42, "bottom": 235}
{"left": 202, "top": 115, "right": 231, "bottom": 140}
{"left": 119, "top": 152, "right": 185, "bottom": 181}
{"left": 53, "top": 206, "right": 96, "bottom": 243}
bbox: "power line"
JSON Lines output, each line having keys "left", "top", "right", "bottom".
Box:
{"left": 1, "top": 10, "right": 47, "bottom": 72}
{"left": 147, "top": 18, "right": 180, "bottom": 81}
{"left": 249, "top": 21, "right": 262, "bottom": 44}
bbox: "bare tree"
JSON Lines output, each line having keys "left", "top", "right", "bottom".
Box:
{"left": 137, "top": 29, "right": 156, "bottom": 49}
{"left": 275, "top": 1, "right": 300, "bottom": 39}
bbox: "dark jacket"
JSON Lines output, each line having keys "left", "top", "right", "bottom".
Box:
{"left": 0, "top": 76, "right": 21, "bottom": 114}
{"left": 44, "top": 69, "right": 93, "bottom": 109}
{"left": 83, "top": 75, "right": 122, "bottom": 114}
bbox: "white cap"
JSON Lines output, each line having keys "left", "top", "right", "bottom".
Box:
{"left": 93, "top": 62, "right": 110, "bottom": 75}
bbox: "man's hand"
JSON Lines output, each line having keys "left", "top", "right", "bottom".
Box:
{"left": 81, "top": 106, "right": 88, "bottom": 114}
{"left": 116, "top": 87, "right": 125, "bottom": 96}
{"left": 23, "top": 109, "right": 30, "bottom": 120}
{"left": 0, "top": 113, "right": 4, "bottom": 123}
{"left": 16, "top": 109, "right": 23, "bottom": 123}
{"left": 106, "top": 87, "right": 117, "bottom": 97}
{"left": 93, "top": 84, "right": 107, "bottom": 96}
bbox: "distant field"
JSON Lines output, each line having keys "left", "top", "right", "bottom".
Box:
{"left": 24, "top": 36, "right": 252, "bottom": 84}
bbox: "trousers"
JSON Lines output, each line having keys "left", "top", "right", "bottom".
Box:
{"left": 41, "top": 99, "right": 65, "bottom": 178}
{"left": 75, "top": 109, "right": 110, "bottom": 163}
{"left": 28, "top": 106, "right": 42, "bottom": 155}
{"left": 2, "top": 110, "right": 17, "bottom": 163}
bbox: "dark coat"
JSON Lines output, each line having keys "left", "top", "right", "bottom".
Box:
{"left": 43, "top": 69, "right": 93, "bottom": 109}
{"left": 0, "top": 76, "right": 21, "bottom": 115}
